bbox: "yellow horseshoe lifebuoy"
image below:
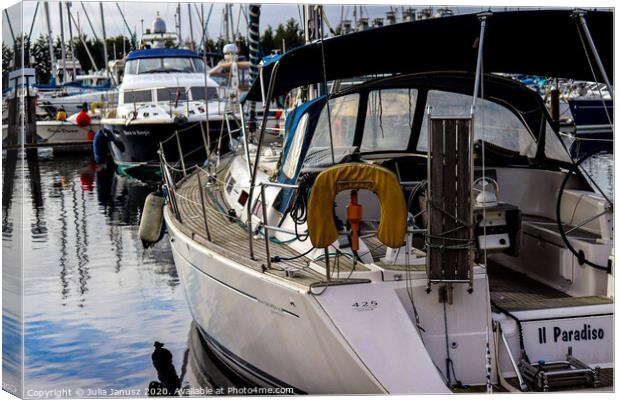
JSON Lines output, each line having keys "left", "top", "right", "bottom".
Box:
{"left": 90, "top": 102, "right": 104, "bottom": 113}
{"left": 307, "top": 163, "right": 408, "bottom": 249}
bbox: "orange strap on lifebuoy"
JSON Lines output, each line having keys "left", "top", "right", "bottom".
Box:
{"left": 347, "top": 190, "right": 363, "bottom": 251}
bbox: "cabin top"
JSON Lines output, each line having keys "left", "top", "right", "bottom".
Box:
{"left": 126, "top": 48, "right": 202, "bottom": 61}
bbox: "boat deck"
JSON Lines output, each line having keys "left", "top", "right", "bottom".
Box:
{"left": 488, "top": 262, "right": 612, "bottom": 311}
{"left": 170, "top": 167, "right": 372, "bottom": 289}
{"left": 171, "top": 167, "right": 612, "bottom": 309}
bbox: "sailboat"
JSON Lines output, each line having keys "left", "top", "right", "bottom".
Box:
{"left": 161, "top": 10, "right": 613, "bottom": 393}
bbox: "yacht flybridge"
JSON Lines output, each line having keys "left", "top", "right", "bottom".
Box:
{"left": 160, "top": 10, "right": 613, "bottom": 393}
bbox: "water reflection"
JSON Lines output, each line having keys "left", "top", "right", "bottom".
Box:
{"left": 580, "top": 152, "right": 614, "bottom": 199}
{"left": 2, "top": 154, "right": 198, "bottom": 394}
{"left": 149, "top": 341, "right": 182, "bottom": 396}
{"left": 2, "top": 149, "right": 19, "bottom": 239}
{"left": 2, "top": 149, "right": 24, "bottom": 397}
{"left": 27, "top": 152, "right": 46, "bottom": 240}
{"left": 145, "top": 323, "right": 252, "bottom": 397}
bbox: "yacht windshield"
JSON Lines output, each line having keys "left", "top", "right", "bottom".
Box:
{"left": 125, "top": 57, "right": 205, "bottom": 75}
{"left": 303, "top": 94, "right": 359, "bottom": 169}
{"left": 190, "top": 86, "right": 218, "bottom": 100}
{"left": 416, "top": 90, "right": 537, "bottom": 157}
{"left": 362, "top": 89, "right": 417, "bottom": 152}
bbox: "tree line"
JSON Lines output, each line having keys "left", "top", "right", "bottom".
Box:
{"left": 2, "top": 18, "right": 304, "bottom": 84}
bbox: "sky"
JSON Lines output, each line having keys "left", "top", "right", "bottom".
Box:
{"left": 2, "top": 1, "right": 613, "bottom": 46}
{"left": 1, "top": 1, "right": 494, "bottom": 46}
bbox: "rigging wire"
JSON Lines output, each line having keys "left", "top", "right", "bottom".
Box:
{"left": 471, "top": 15, "right": 493, "bottom": 393}
{"left": 378, "top": 89, "right": 384, "bottom": 139}
{"left": 318, "top": 7, "right": 336, "bottom": 165}
{"left": 479, "top": 26, "right": 495, "bottom": 396}
{"left": 574, "top": 17, "right": 613, "bottom": 130}
{"left": 442, "top": 297, "right": 462, "bottom": 388}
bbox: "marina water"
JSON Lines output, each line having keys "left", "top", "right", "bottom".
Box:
{"left": 2, "top": 153, "right": 251, "bottom": 396}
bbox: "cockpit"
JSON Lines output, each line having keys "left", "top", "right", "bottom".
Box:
{"left": 265, "top": 72, "right": 609, "bottom": 294}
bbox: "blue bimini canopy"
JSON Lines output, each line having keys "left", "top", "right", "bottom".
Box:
{"left": 126, "top": 48, "right": 201, "bottom": 60}
{"left": 244, "top": 9, "right": 612, "bottom": 102}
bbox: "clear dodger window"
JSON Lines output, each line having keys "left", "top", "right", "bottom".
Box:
{"left": 304, "top": 94, "right": 360, "bottom": 169}
{"left": 417, "top": 90, "right": 536, "bottom": 157}
{"left": 362, "top": 89, "right": 417, "bottom": 152}
{"left": 283, "top": 113, "right": 309, "bottom": 179}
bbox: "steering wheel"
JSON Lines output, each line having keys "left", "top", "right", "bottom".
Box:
{"left": 555, "top": 150, "right": 613, "bottom": 271}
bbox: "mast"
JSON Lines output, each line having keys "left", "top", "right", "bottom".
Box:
{"left": 200, "top": 3, "right": 205, "bottom": 54}
{"left": 27, "top": 2, "right": 40, "bottom": 48}
{"left": 43, "top": 1, "right": 58, "bottom": 83}
{"left": 99, "top": 2, "right": 112, "bottom": 84}
{"left": 303, "top": 5, "right": 322, "bottom": 99}
{"left": 66, "top": 3, "right": 76, "bottom": 79}
{"left": 67, "top": 7, "right": 98, "bottom": 71}
{"left": 115, "top": 2, "right": 136, "bottom": 50}
{"left": 303, "top": 5, "right": 320, "bottom": 44}
{"left": 58, "top": 3, "right": 68, "bottom": 83}
{"left": 197, "top": 3, "right": 214, "bottom": 54}
{"left": 223, "top": 4, "right": 230, "bottom": 42}
{"left": 228, "top": 4, "right": 235, "bottom": 41}
{"left": 248, "top": 4, "right": 261, "bottom": 133}
{"left": 187, "top": 3, "right": 195, "bottom": 50}
{"left": 80, "top": 2, "right": 101, "bottom": 42}
{"left": 176, "top": 3, "right": 182, "bottom": 44}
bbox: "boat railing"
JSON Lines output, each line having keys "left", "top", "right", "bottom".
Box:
{"left": 256, "top": 181, "right": 300, "bottom": 271}
{"left": 157, "top": 119, "right": 213, "bottom": 228}
{"left": 161, "top": 140, "right": 433, "bottom": 283}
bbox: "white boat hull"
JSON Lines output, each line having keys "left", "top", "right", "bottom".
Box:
{"left": 3, "top": 121, "right": 99, "bottom": 152}
{"left": 165, "top": 207, "right": 497, "bottom": 394}
{"left": 35, "top": 120, "right": 101, "bottom": 143}
{"left": 38, "top": 90, "right": 118, "bottom": 115}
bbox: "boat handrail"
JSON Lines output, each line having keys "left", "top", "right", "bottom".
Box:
{"left": 495, "top": 321, "right": 528, "bottom": 391}
{"left": 261, "top": 181, "right": 299, "bottom": 190}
